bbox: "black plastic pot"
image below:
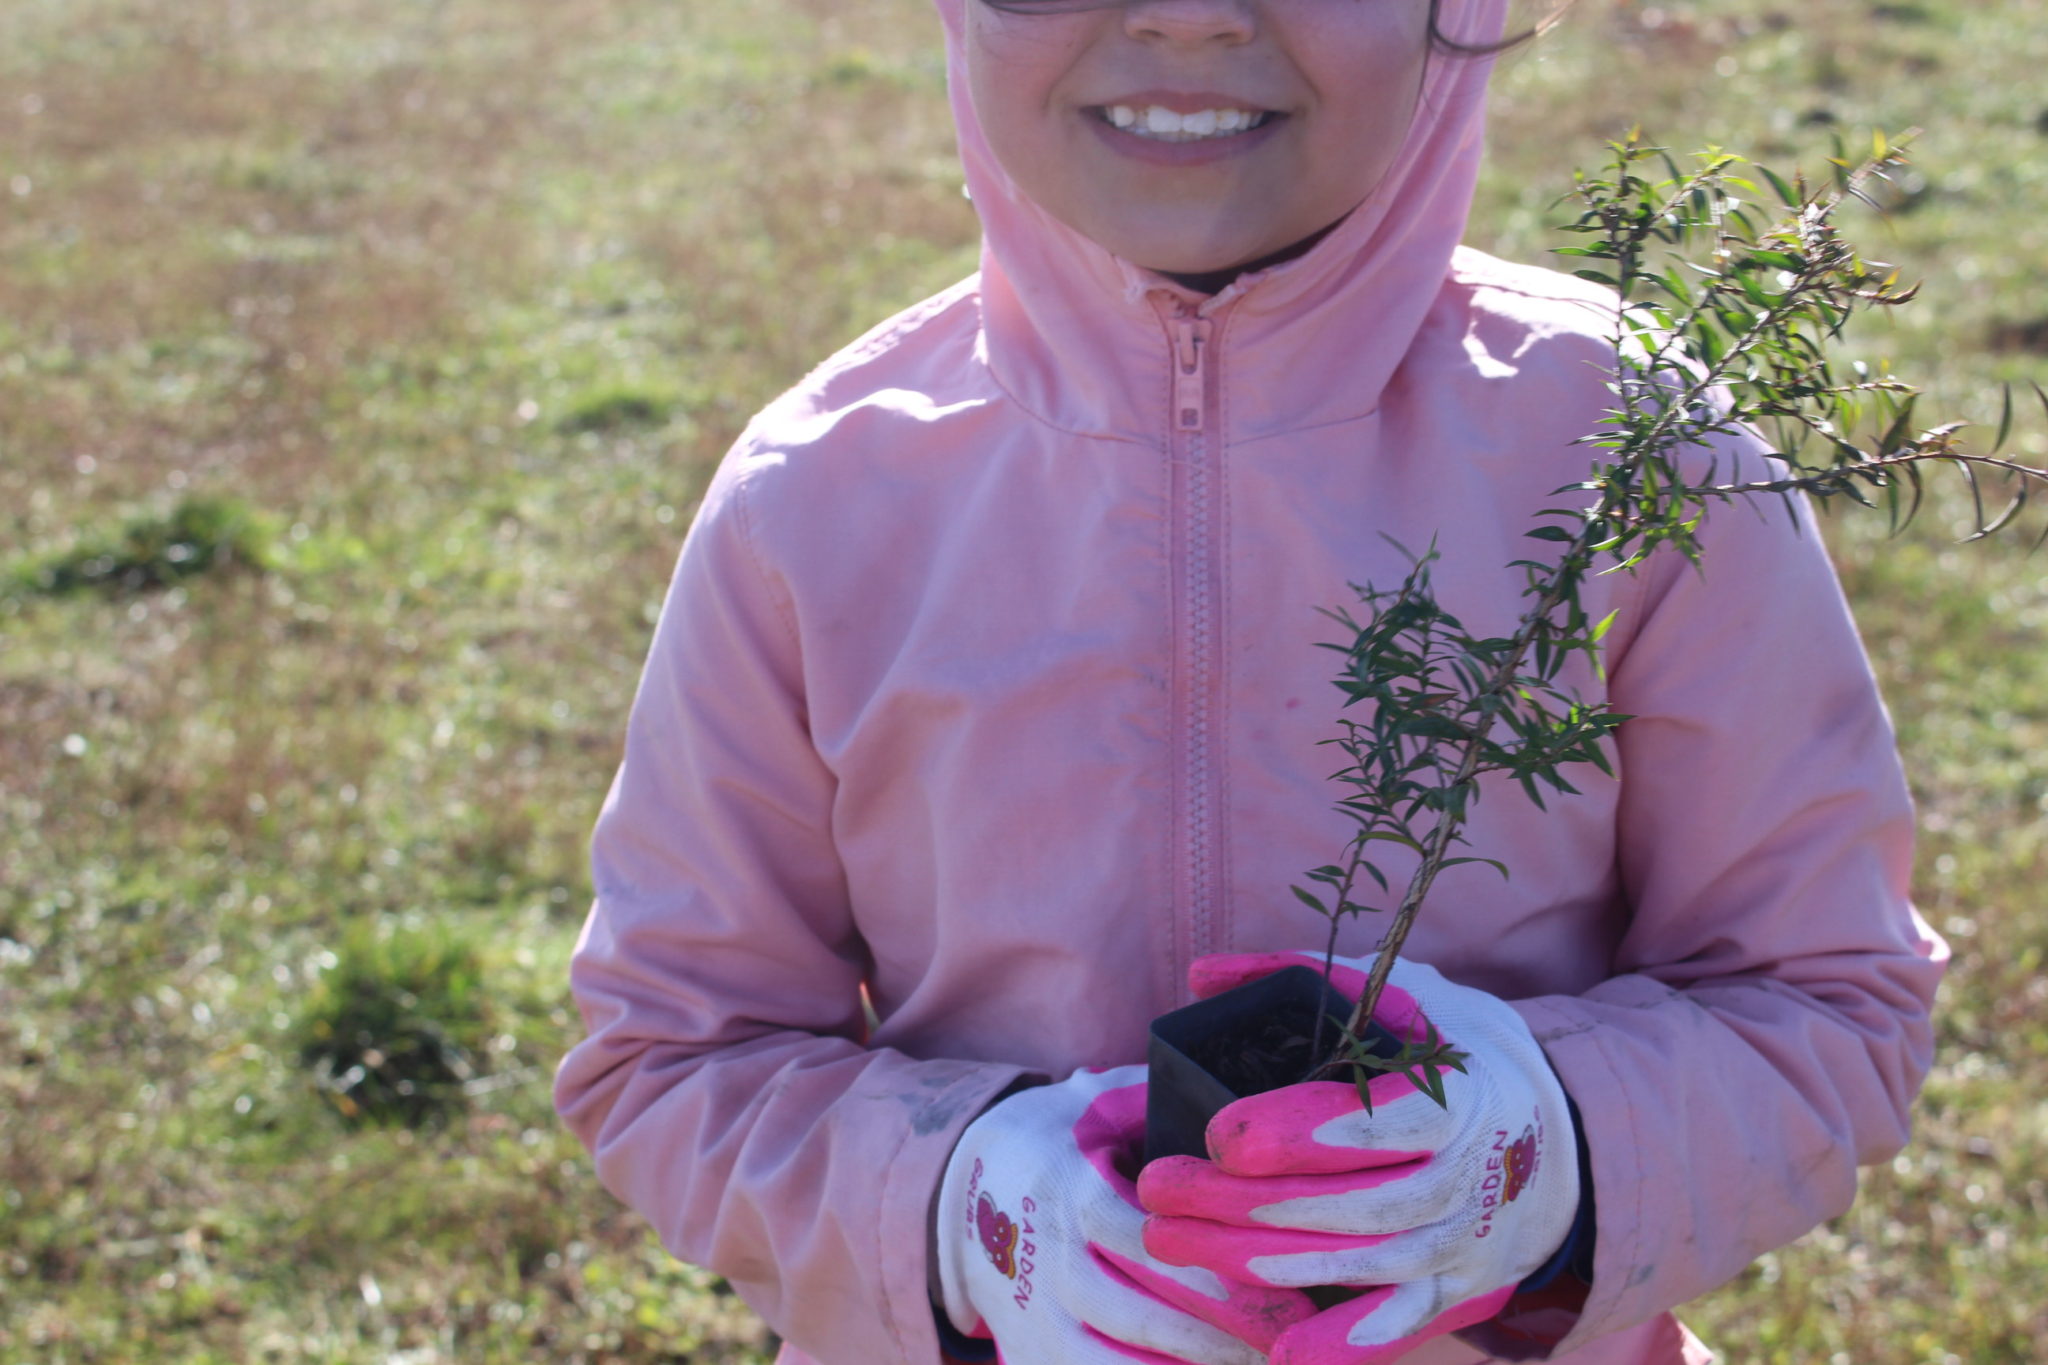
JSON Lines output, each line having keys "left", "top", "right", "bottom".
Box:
{"left": 1145, "top": 964, "right": 1405, "bottom": 1163}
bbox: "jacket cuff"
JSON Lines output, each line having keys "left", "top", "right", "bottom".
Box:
{"left": 1505, "top": 985, "right": 1663, "bottom": 1356}
{"left": 878, "top": 1061, "right": 1040, "bottom": 1365}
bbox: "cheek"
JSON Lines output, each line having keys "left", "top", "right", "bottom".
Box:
{"left": 1307, "top": 20, "right": 1432, "bottom": 165}
{"left": 962, "top": 12, "right": 1088, "bottom": 114}
{"left": 1301, "top": 1, "right": 1433, "bottom": 103}
{"left": 963, "top": 22, "right": 1093, "bottom": 206}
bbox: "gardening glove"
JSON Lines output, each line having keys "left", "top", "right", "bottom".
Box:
{"left": 1137, "top": 952, "right": 1580, "bottom": 1365}
{"left": 936, "top": 1063, "right": 1317, "bottom": 1365}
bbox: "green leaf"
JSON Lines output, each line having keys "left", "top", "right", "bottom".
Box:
{"left": 1289, "top": 884, "right": 1328, "bottom": 914}
{"left": 1396, "top": 715, "right": 1472, "bottom": 742}
{"left": 1440, "top": 855, "right": 1512, "bottom": 881}
{"left": 1760, "top": 163, "right": 1798, "bottom": 207}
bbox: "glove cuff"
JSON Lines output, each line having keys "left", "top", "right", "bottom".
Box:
{"left": 1514, "top": 1087, "right": 1596, "bottom": 1293}
{"left": 932, "top": 1077, "right": 1045, "bottom": 1334}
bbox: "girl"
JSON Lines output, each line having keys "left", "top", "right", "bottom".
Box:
{"left": 554, "top": 2, "right": 1944, "bottom": 1363}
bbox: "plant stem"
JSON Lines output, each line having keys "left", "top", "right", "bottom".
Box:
{"left": 1343, "top": 519, "right": 1604, "bottom": 1036}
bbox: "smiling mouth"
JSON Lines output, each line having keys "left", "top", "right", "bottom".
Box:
{"left": 1095, "top": 104, "right": 1279, "bottom": 143}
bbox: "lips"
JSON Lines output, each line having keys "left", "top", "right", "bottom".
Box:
{"left": 1098, "top": 104, "right": 1277, "bottom": 142}
{"left": 1084, "top": 98, "right": 1290, "bottom": 168}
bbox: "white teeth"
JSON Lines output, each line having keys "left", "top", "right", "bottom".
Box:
{"left": 1105, "top": 104, "right": 1268, "bottom": 142}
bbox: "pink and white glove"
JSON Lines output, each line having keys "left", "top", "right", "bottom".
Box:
{"left": 1138, "top": 953, "right": 1580, "bottom": 1365}
{"left": 936, "top": 1064, "right": 1316, "bottom": 1365}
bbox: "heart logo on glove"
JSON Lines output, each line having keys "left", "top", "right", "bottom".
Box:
{"left": 976, "top": 1191, "right": 1021, "bottom": 1277}
{"left": 966, "top": 1158, "right": 1028, "bottom": 1279}
{"left": 1502, "top": 1125, "right": 1539, "bottom": 1204}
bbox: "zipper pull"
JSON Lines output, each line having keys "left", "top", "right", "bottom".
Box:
{"left": 1172, "top": 315, "right": 1211, "bottom": 433}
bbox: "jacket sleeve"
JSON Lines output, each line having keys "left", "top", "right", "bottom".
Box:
{"left": 1515, "top": 484, "right": 1947, "bottom": 1353}
{"left": 552, "top": 458, "right": 1033, "bottom": 1365}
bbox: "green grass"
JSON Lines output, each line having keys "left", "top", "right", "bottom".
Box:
{"left": 8, "top": 494, "right": 276, "bottom": 597}
{"left": 292, "top": 920, "right": 498, "bottom": 1128}
{"left": 1, "top": 0, "right": 2045, "bottom": 1360}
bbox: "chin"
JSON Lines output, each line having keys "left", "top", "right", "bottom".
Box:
{"left": 1123, "top": 239, "right": 1272, "bottom": 276}
{"left": 1144, "top": 252, "right": 1255, "bottom": 275}
{"left": 1064, "top": 204, "right": 1295, "bottom": 278}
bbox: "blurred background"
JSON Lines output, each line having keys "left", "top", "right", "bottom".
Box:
{"left": 1, "top": 0, "right": 2044, "bottom": 1360}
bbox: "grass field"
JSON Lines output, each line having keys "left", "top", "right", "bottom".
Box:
{"left": 2, "top": 1, "right": 2045, "bottom": 1361}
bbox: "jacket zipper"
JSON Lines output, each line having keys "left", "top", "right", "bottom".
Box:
{"left": 1173, "top": 313, "right": 1208, "bottom": 434}
{"left": 1164, "top": 302, "right": 1220, "bottom": 995}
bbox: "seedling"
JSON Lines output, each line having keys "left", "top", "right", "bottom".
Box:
{"left": 1296, "top": 130, "right": 2048, "bottom": 1110}
{"left": 1149, "top": 131, "right": 2048, "bottom": 1144}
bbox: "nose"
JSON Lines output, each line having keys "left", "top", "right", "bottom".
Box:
{"left": 1122, "top": 0, "right": 1258, "bottom": 45}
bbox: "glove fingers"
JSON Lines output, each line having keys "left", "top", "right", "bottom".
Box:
{"left": 1188, "top": 952, "right": 1325, "bottom": 999}
{"left": 1268, "top": 1284, "right": 1415, "bottom": 1365}
{"left": 1147, "top": 1212, "right": 1471, "bottom": 1291}
{"left": 1079, "top": 1256, "right": 1283, "bottom": 1365}
{"left": 1075, "top": 1089, "right": 1317, "bottom": 1357}
{"left": 1269, "top": 1281, "right": 1515, "bottom": 1365}
{"left": 1072, "top": 1075, "right": 1150, "bottom": 1202}
{"left": 1198, "top": 1083, "right": 1459, "bottom": 1177}
{"left": 1139, "top": 1154, "right": 1438, "bottom": 1231}
{"left": 1143, "top": 1215, "right": 1396, "bottom": 1287}
{"left": 1081, "top": 1325, "right": 1227, "bottom": 1365}
{"left": 1088, "top": 1243, "right": 1315, "bottom": 1353}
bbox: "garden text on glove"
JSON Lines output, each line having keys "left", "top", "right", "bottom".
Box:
{"left": 1137, "top": 953, "right": 1581, "bottom": 1365}
{"left": 936, "top": 1063, "right": 1316, "bottom": 1365}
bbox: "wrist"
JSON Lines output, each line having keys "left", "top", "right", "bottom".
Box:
{"left": 932, "top": 1303, "right": 998, "bottom": 1361}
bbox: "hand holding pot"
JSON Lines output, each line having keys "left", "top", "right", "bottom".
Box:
{"left": 1138, "top": 952, "right": 1581, "bottom": 1365}
{"left": 935, "top": 1064, "right": 1316, "bottom": 1364}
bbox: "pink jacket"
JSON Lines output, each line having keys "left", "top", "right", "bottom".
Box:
{"left": 554, "top": 3, "right": 1944, "bottom": 1362}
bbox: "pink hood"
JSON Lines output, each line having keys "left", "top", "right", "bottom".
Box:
{"left": 555, "top": 5, "right": 1941, "bottom": 1365}
{"left": 932, "top": 0, "right": 1508, "bottom": 441}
